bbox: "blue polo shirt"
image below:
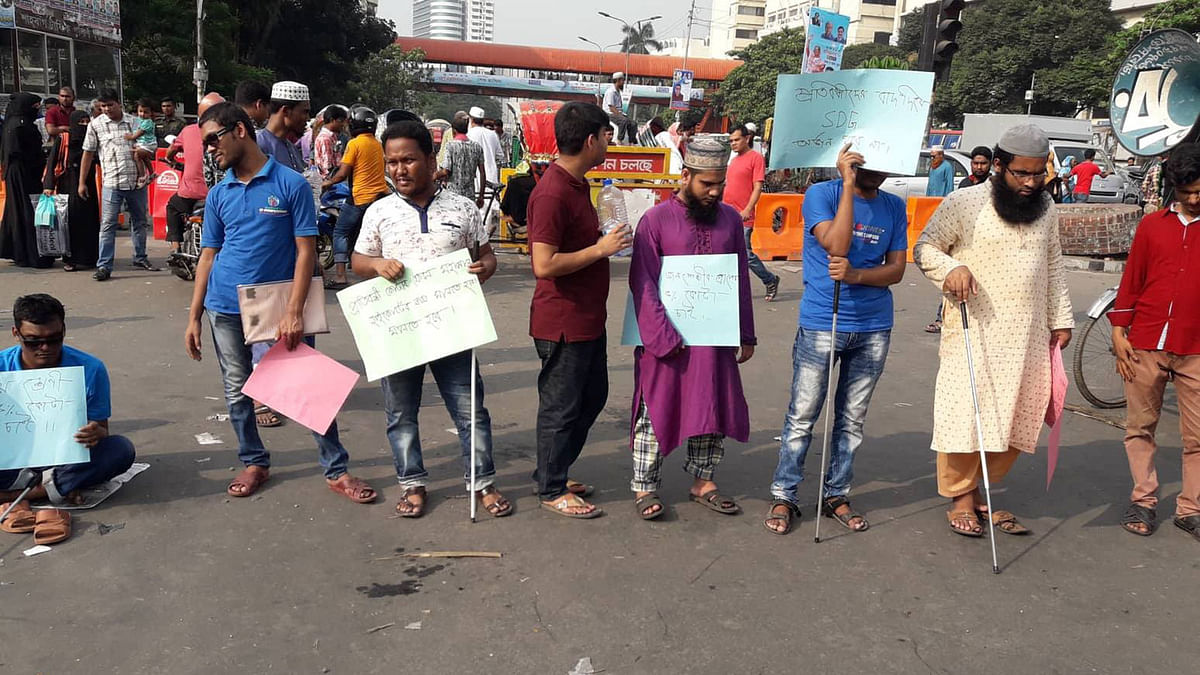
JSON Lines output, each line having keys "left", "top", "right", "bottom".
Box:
{"left": 0, "top": 345, "right": 112, "bottom": 422}
{"left": 201, "top": 157, "right": 317, "bottom": 315}
{"left": 799, "top": 179, "right": 908, "bottom": 332}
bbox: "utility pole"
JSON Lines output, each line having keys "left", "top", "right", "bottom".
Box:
{"left": 194, "top": 0, "right": 208, "bottom": 105}
{"left": 682, "top": 0, "right": 696, "bottom": 69}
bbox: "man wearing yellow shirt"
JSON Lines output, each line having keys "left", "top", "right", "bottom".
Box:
{"left": 322, "top": 106, "right": 390, "bottom": 288}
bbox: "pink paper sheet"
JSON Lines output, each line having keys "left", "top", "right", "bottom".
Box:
{"left": 241, "top": 342, "right": 359, "bottom": 435}
{"left": 1045, "top": 342, "right": 1068, "bottom": 490}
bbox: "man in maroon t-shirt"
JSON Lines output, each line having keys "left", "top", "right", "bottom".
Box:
{"left": 723, "top": 125, "right": 780, "bottom": 300}
{"left": 527, "top": 102, "right": 632, "bottom": 518}
{"left": 44, "top": 86, "right": 76, "bottom": 137}
{"left": 1109, "top": 143, "right": 1200, "bottom": 541}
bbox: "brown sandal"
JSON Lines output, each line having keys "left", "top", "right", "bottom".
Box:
{"left": 948, "top": 510, "right": 984, "bottom": 537}
{"left": 477, "top": 485, "right": 513, "bottom": 517}
{"left": 33, "top": 509, "right": 72, "bottom": 545}
{"left": 395, "top": 486, "right": 427, "bottom": 518}
{"left": 977, "top": 508, "right": 1031, "bottom": 535}
{"left": 0, "top": 500, "right": 36, "bottom": 533}
{"left": 540, "top": 493, "right": 602, "bottom": 519}
{"left": 327, "top": 474, "right": 377, "bottom": 504}
{"left": 227, "top": 466, "right": 269, "bottom": 498}
{"left": 764, "top": 500, "right": 800, "bottom": 535}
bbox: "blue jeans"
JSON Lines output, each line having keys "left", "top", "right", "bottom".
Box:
{"left": 744, "top": 226, "right": 777, "bottom": 287}
{"left": 334, "top": 196, "right": 381, "bottom": 264}
{"left": 380, "top": 350, "right": 495, "bottom": 490}
{"left": 770, "top": 327, "right": 891, "bottom": 504}
{"left": 98, "top": 186, "right": 150, "bottom": 270}
{"left": 207, "top": 311, "right": 350, "bottom": 479}
{"left": 0, "top": 435, "right": 136, "bottom": 505}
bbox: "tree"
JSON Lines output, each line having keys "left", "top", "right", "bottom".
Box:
{"left": 842, "top": 44, "right": 910, "bottom": 70}
{"left": 345, "top": 46, "right": 429, "bottom": 112}
{"left": 932, "top": 0, "right": 1122, "bottom": 123}
{"left": 717, "top": 28, "right": 807, "bottom": 125}
{"left": 1099, "top": 0, "right": 1200, "bottom": 76}
{"left": 621, "top": 21, "right": 663, "bottom": 54}
{"left": 896, "top": 4, "right": 927, "bottom": 55}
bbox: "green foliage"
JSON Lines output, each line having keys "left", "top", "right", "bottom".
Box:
{"left": 621, "top": 22, "right": 663, "bottom": 55}
{"left": 1100, "top": 0, "right": 1200, "bottom": 75}
{"left": 933, "top": 0, "right": 1123, "bottom": 124}
{"left": 344, "top": 46, "right": 429, "bottom": 113}
{"left": 842, "top": 44, "right": 910, "bottom": 70}
{"left": 717, "top": 28, "right": 807, "bottom": 125}
{"left": 417, "top": 93, "right": 505, "bottom": 122}
{"left": 859, "top": 56, "right": 911, "bottom": 71}
{"left": 896, "top": 5, "right": 927, "bottom": 55}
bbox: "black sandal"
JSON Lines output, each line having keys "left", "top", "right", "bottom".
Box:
{"left": 1122, "top": 503, "right": 1157, "bottom": 537}
{"left": 635, "top": 492, "right": 664, "bottom": 520}
{"left": 1173, "top": 514, "right": 1200, "bottom": 542}
{"left": 821, "top": 496, "right": 869, "bottom": 532}
{"left": 763, "top": 499, "right": 799, "bottom": 535}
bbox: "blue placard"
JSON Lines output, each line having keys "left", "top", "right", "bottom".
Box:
{"left": 768, "top": 70, "right": 934, "bottom": 176}
{"left": 0, "top": 366, "right": 89, "bottom": 471}
{"left": 621, "top": 253, "right": 741, "bottom": 347}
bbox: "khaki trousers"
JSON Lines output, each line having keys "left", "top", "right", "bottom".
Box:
{"left": 1123, "top": 350, "right": 1200, "bottom": 517}
{"left": 936, "top": 448, "right": 1022, "bottom": 498}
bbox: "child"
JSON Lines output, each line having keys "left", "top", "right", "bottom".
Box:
{"left": 125, "top": 98, "right": 158, "bottom": 188}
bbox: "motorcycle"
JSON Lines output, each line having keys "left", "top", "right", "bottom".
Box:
{"left": 316, "top": 181, "right": 350, "bottom": 271}
{"left": 167, "top": 200, "right": 204, "bottom": 282}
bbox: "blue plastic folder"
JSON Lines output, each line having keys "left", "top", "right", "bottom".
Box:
{"left": 0, "top": 366, "right": 89, "bottom": 471}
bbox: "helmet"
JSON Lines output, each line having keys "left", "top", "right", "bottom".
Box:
{"left": 348, "top": 106, "right": 378, "bottom": 135}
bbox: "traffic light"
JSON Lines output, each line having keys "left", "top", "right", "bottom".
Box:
{"left": 917, "top": 0, "right": 965, "bottom": 82}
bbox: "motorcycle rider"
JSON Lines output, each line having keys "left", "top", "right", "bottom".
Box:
{"left": 320, "top": 106, "right": 389, "bottom": 289}
{"left": 166, "top": 93, "right": 224, "bottom": 260}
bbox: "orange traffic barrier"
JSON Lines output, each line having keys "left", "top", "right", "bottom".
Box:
{"left": 905, "top": 196, "right": 943, "bottom": 262}
{"left": 751, "top": 193, "right": 805, "bottom": 261}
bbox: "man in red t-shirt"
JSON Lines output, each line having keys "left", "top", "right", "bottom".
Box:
{"left": 527, "top": 102, "right": 632, "bottom": 518}
{"left": 44, "top": 86, "right": 76, "bottom": 137}
{"left": 723, "top": 125, "right": 780, "bottom": 300}
{"left": 1068, "top": 149, "right": 1108, "bottom": 202}
{"left": 1109, "top": 143, "right": 1200, "bottom": 541}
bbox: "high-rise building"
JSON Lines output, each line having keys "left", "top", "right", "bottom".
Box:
{"left": 412, "top": 0, "right": 494, "bottom": 42}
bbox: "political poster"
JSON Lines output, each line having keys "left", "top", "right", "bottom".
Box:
{"left": 803, "top": 8, "right": 849, "bottom": 74}
{"left": 768, "top": 69, "right": 935, "bottom": 176}
{"left": 336, "top": 249, "right": 498, "bottom": 381}
{"left": 671, "top": 69, "right": 694, "bottom": 111}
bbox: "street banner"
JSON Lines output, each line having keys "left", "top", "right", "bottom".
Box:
{"left": 336, "top": 249, "right": 498, "bottom": 381}
{"left": 671, "top": 69, "right": 694, "bottom": 110}
{"left": 241, "top": 342, "right": 359, "bottom": 435}
{"left": 0, "top": 366, "right": 89, "bottom": 471}
{"left": 1110, "top": 29, "right": 1200, "bottom": 156}
{"left": 803, "top": 8, "right": 849, "bottom": 74}
{"left": 621, "top": 253, "right": 741, "bottom": 347}
{"left": 768, "top": 70, "right": 935, "bottom": 175}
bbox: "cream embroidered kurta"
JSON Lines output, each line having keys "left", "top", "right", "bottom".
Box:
{"left": 913, "top": 183, "right": 1074, "bottom": 455}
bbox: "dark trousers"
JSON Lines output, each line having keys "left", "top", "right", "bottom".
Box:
{"left": 532, "top": 335, "right": 609, "bottom": 500}
{"left": 165, "top": 194, "right": 199, "bottom": 244}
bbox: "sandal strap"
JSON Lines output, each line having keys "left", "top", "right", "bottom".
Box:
{"left": 769, "top": 499, "right": 799, "bottom": 516}
{"left": 823, "top": 495, "right": 850, "bottom": 512}
{"left": 1123, "top": 503, "right": 1156, "bottom": 524}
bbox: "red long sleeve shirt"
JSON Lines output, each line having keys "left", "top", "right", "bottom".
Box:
{"left": 1108, "top": 206, "right": 1200, "bottom": 354}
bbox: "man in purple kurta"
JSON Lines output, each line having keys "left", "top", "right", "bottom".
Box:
{"left": 628, "top": 136, "right": 757, "bottom": 520}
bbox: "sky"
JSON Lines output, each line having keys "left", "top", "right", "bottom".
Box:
{"left": 376, "top": 0, "right": 711, "bottom": 50}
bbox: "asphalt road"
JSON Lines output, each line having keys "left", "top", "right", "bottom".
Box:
{"left": 1, "top": 239, "right": 1195, "bottom": 674}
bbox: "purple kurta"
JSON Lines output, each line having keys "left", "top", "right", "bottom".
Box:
{"left": 629, "top": 197, "right": 757, "bottom": 456}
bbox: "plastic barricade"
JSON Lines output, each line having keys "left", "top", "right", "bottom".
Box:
{"left": 905, "top": 196, "right": 943, "bottom": 262}
{"left": 751, "top": 193, "right": 805, "bottom": 261}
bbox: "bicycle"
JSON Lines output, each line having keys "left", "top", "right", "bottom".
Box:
{"left": 1073, "top": 285, "right": 1127, "bottom": 408}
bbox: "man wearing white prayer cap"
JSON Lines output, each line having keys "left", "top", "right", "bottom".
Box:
{"left": 926, "top": 143, "right": 955, "bottom": 197}
{"left": 257, "top": 80, "right": 311, "bottom": 174}
{"left": 467, "top": 104, "right": 504, "bottom": 186}
{"left": 603, "top": 71, "right": 636, "bottom": 144}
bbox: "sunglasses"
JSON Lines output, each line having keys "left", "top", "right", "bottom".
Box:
{"left": 17, "top": 332, "right": 64, "bottom": 348}
{"left": 202, "top": 125, "right": 236, "bottom": 148}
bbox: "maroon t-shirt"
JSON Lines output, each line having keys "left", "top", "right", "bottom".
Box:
{"left": 527, "top": 162, "right": 610, "bottom": 342}
{"left": 45, "top": 104, "right": 74, "bottom": 130}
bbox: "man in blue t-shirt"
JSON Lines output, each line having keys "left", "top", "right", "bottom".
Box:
{"left": 764, "top": 143, "right": 908, "bottom": 536}
{"left": 0, "top": 294, "right": 136, "bottom": 506}
{"left": 182, "top": 102, "right": 376, "bottom": 504}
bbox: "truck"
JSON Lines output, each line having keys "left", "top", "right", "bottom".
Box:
{"left": 961, "top": 114, "right": 1140, "bottom": 204}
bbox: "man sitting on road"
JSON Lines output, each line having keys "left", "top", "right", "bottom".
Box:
{"left": 0, "top": 294, "right": 136, "bottom": 507}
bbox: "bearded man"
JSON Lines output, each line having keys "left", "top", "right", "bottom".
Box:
{"left": 914, "top": 124, "right": 1074, "bottom": 538}
{"left": 627, "top": 136, "right": 756, "bottom": 520}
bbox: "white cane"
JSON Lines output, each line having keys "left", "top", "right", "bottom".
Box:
{"left": 959, "top": 301, "right": 1000, "bottom": 574}
{"left": 0, "top": 469, "right": 40, "bottom": 523}
{"left": 470, "top": 349, "right": 477, "bottom": 523}
{"left": 814, "top": 281, "right": 841, "bottom": 544}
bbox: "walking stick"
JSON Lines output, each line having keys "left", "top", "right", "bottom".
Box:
{"left": 470, "top": 349, "right": 478, "bottom": 523}
{"left": 0, "top": 469, "right": 41, "bottom": 523}
{"left": 814, "top": 281, "right": 841, "bottom": 544}
{"left": 959, "top": 301, "right": 1001, "bottom": 574}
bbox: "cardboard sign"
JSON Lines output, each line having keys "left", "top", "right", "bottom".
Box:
{"left": 0, "top": 367, "right": 89, "bottom": 470}
{"left": 622, "top": 253, "right": 741, "bottom": 347}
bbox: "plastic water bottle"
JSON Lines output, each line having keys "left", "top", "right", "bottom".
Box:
{"left": 596, "top": 179, "right": 631, "bottom": 257}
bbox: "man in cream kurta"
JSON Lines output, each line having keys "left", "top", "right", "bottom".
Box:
{"left": 914, "top": 124, "right": 1074, "bottom": 538}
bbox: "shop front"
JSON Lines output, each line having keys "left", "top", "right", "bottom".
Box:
{"left": 1, "top": 0, "right": 122, "bottom": 101}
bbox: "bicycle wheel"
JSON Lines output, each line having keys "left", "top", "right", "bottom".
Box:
{"left": 1072, "top": 305, "right": 1126, "bottom": 409}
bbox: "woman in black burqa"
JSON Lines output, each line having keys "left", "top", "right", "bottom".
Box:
{"left": 0, "top": 92, "right": 51, "bottom": 268}
{"left": 43, "top": 108, "right": 100, "bottom": 269}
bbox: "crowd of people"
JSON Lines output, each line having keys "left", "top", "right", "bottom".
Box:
{"left": 2, "top": 81, "right": 1198, "bottom": 550}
